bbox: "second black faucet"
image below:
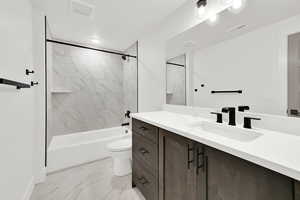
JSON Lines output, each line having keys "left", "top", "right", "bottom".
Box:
{"left": 222, "top": 107, "right": 236, "bottom": 126}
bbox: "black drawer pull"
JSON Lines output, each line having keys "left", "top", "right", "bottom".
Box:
{"left": 187, "top": 144, "right": 194, "bottom": 169}
{"left": 138, "top": 176, "right": 149, "bottom": 185}
{"left": 139, "top": 126, "right": 148, "bottom": 131}
{"left": 139, "top": 148, "right": 149, "bottom": 155}
{"left": 196, "top": 148, "right": 204, "bottom": 174}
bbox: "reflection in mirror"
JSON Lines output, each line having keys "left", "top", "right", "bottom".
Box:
{"left": 288, "top": 32, "right": 300, "bottom": 117}
{"left": 166, "top": 0, "right": 300, "bottom": 116}
{"left": 166, "top": 55, "right": 186, "bottom": 105}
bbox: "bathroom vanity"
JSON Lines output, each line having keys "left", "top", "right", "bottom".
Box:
{"left": 132, "top": 112, "right": 300, "bottom": 200}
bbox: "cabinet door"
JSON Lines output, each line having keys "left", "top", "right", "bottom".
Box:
{"left": 196, "top": 143, "right": 206, "bottom": 200}
{"left": 205, "top": 147, "right": 294, "bottom": 200}
{"left": 159, "top": 129, "right": 197, "bottom": 200}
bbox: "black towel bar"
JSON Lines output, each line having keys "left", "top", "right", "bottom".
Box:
{"left": 211, "top": 90, "right": 242, "bottom": 94}
{"left": 0, "top": 78, "right": 31, "bottom": 89}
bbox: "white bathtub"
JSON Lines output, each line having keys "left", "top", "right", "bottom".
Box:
{"left": 47, "top": 126, "right": 131, "bottom": 173}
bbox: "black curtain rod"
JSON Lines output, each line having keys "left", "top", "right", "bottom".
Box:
{"left": 166, "top": 62, "right": 185, "bottom": 67}
{"left": 0, "top": 78, "right": 31, "bottom": 89}
{"left": 46, "top": 39, "right": 137, "bottom": 59}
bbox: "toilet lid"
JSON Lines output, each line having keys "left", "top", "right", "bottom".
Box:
{"left": 108, "top": 138, "right": 132, "bottom": 152}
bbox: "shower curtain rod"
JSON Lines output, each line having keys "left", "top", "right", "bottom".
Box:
{"left": 166, "top": 62, "right": 185, "bottom": 67}
{"left": 46, "top": 39, "right": 137, "bottom": 59}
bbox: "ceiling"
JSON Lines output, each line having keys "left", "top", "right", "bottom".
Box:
{"left": 167, "top": 0, "right": 300, "bottom": 58}
{"left": 45, "top": 0, "right": 188, "bottom": 51}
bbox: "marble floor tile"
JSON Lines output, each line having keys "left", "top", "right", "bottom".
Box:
{"left": 30, "top": 158, "right": 144, "bottom": 200}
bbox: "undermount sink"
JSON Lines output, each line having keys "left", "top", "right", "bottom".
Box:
{"left": 191, "top": 121, "right": 263, "bottom": 142}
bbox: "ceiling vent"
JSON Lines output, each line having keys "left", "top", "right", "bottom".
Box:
{"left": 71, "top": 0, "right": 94, "bottom": 17}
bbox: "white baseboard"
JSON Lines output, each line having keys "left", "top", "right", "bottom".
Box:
{"left": 34, "top": 167, "right": 46, "bottom": 184}
{"left": 23, "top": 177, "right": 35, "bottom": 200}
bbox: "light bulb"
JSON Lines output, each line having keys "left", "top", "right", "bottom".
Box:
{"left": 209, "top": 14, "right": 218, "bottom": 23}
{"left": 206, "top": 13, "right": 219, "bottom": 26}
{"left": 197, "top": 5, "right": 206, "bottom": 17}
{"left": 232, "top": 0, "right": 242, "bottom": 10}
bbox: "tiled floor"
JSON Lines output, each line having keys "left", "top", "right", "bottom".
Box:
{"left": 30, "top": 158, "right": 144, "bottom": 200}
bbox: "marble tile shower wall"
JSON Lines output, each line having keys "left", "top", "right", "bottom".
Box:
{"left": 48, "top": 43, "right": 136, "bottom": 141}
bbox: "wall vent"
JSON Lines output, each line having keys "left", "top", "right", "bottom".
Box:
{"left": 71, "top": 0, "right": 94, "bottom": 17}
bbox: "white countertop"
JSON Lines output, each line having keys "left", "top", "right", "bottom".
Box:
{"left": 132, "top": 111, "right": 300, "bottom": 181}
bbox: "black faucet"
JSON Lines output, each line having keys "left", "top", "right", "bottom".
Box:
{"left": 222, "top": 107, "right": 236, "bottom": 126}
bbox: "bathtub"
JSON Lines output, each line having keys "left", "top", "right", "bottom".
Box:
{"left": 47, "top": 126, "right": 131, "bottom": 173}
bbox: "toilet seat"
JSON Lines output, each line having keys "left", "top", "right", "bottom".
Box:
{"left": 107, "top": 138, "right": 132, "bottom": 152}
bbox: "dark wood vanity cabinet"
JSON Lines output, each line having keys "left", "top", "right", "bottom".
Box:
{"left": 205, "top": 147, "right": 294, "bottom": 200}
{"left": 158, "top": 129, "right": 199, "bottom": 200}
{"left": 132, "top": 119, "right": 298, "bottom": 200}
{"left": 132, "top": 119, "right": 159, "bottom": 200}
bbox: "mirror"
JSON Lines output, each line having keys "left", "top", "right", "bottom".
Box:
{"left": 166, "top": 0, "right": 300, "bottom": 116}
{"left": 166, "top": 55, "right": 187, "bottom": 105}
{"left": 288, "top": 32, "right": 300, "bottom": 117}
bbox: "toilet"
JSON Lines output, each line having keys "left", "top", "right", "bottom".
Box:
{"left": 107, "top": 138, "right": 132, "bottom": 176}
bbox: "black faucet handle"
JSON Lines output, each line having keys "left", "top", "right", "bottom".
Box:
{"left": 210, "top": 112, "right": 223, "bottom": 123}
{"left": 244, "top": 117, "right": 261, "bottom": 129}
{"left": 125, "top": 110, "right": 131, "bottom": 118}
{"left": 221, "top": 107, "right": 236, "bottom": 113}
{"left": 238, "top": 106, "right": 250, "bottom": 112}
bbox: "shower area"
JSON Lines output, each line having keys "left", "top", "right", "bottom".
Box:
{"left": 46, "top": 36, "right": 138, "bottom": 172}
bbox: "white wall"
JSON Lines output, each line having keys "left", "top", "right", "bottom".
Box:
{"left": 32, "top": 5, "right": 46, "bottom": 184}
{"left": 0, "top": 0, "right": 36, "bottom": 199}
{"left": 192, "top": 14, "right": 300, "bottom": 115}
{"left": 138, "top": 36, "right": 166, "bottom": 111}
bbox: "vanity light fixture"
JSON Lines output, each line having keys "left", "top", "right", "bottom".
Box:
{"left": 196, "top": 0, "right": 207, "bottom": 17}
{"left": 232, "top": 0, "right": 243, "bottom": 9}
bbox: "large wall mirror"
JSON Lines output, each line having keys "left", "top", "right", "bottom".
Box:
{"left": 166, "top": 0, "right": 300, "bottom": 117}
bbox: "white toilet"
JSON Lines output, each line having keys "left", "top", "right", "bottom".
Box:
{"left": 107, "top": 138, "right": 132, "bottom": 176}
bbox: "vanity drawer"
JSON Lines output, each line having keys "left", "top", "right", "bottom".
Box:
{"left": 133, "top": 132, "right": 158, "bottom": 173}
{"left": 133, "top": 158, "right": 158, "bottom": 200}
{"left": 132, "top": 119, "right": 158, "bottom": 144}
